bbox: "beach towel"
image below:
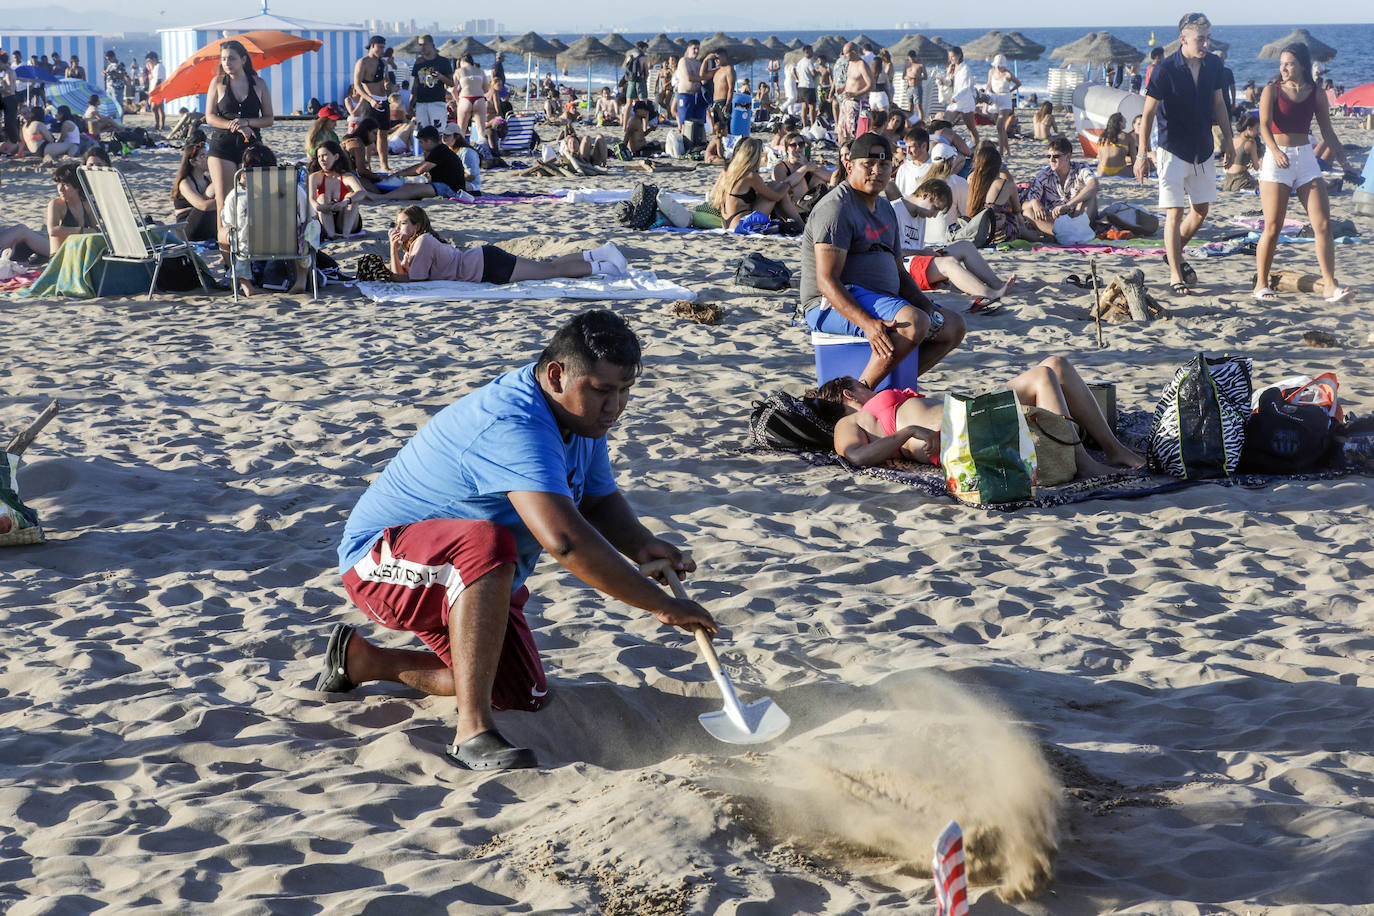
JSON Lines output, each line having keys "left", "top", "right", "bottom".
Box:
{"left": 358, "top": 269, "right": 695, "bottom": 304}
{"left": 11, "top": 235, "right": 152, "bottom": 300}
{"left": 557, "top": 187, "right": 705, "bottom": 206}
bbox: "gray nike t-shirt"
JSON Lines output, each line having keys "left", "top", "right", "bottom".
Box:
{"left": 799, "top": 181, "right": 901, "bottom": 313}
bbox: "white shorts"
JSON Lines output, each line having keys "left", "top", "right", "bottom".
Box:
{"left": 869, "top": 91, "right": 890, "bottom": 110}
{"left": 990, "top": 92, "right": 1012, "bottom": 112}
{"left": 388, "top": 136, "right": 407, "bottom": 154}
{"left": 1258, "top": 142, "right": 1323, "bottom": 189}
{"left": 1157, "top": 147, "right": 1217, "bottom": 209}
{"left": 414, "top": 100, "right": 449, "bottom": 130}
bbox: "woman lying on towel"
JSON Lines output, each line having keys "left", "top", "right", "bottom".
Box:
{"left": 386, "top": 206, "right": 629, "bottom": 284}
{"left": 807, "top": 357, "right": 1144, "bottom": 479}
{"left": 708, "top": 137, "right": 805, "bottom": 231}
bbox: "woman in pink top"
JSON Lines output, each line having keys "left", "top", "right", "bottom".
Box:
{"left": 1253, "top": 44, "right": 1358, "bottom": 303}
{"left": 387, "top": 206, "right": 630, "bottom": 283}
{"left": 806, "top": 357, "right": 1142, "bottom": 478}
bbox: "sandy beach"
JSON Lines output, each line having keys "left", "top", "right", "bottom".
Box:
{"left": 2, "top": 108, "right": 1373, "bottom": 914}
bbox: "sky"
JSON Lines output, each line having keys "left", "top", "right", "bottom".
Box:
{"left": 36, "top": 0, "right": 1374, "bottom": 33}
{"left": 260, "top": 1, "right": 1369, "bottom": 32}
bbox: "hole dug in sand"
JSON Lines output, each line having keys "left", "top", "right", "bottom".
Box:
{"left": 703, "top": 671, "right": 1062, "bottom": 903}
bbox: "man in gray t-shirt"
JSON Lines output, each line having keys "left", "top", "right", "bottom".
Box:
{"left": 801, "top": 133, "right": 964, "bottom": 388}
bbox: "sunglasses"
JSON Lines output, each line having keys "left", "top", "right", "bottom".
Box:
{"left": 787, "top": 141, "right": 804, "bottom": 148}
{"left": 1047, "top": 153, "right": 1064, "bottom": 160}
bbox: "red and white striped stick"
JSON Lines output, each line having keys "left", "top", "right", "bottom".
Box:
{"left": 932, "top": 820, "right": 970, "bottom": 916}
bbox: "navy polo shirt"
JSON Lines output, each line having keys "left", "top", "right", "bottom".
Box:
{"left": 1146, "top": 50, "right": 1225, "bottom": 163}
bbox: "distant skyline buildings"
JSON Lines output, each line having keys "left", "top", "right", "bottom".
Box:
{"left": 361, "top": 18, "right": 508, "bottom": 36}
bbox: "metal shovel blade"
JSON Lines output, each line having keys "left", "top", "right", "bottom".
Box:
{"left": 700, "top": 670, "right": 791, "bottom": 745}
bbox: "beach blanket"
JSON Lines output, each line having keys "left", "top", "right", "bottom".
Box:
{"left": 469, "top": 194, "right": 566, "bottom": 205}
{"left": 1232, "top": 216, "right": 1305, "bottom": 234}
{"left": 556, "top": 187, "right": 705, "bottom": 206}
{"left": 358, "top": 269, "right": 695, "bottom": 304}
{"left": 12, "top": 236, "right": 155, "bottom": 300}
{"left": 745, "top": 407, "right": 1372, "bottom": 511}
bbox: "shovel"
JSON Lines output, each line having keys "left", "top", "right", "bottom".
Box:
{"left": 640, "top": 560, "right": 790, "bottom": 745}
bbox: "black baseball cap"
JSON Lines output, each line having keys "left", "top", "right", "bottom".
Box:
{"left": 850, "top": 132, "right": 892, "bottom": 161}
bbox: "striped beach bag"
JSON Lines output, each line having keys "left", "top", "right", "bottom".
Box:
{"left": 1147, "top": 353, "right": 1252, "bottom": 479}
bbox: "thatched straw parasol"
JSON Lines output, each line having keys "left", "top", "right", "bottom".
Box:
{"left": 1052, "top": 31, "right": 1144, "bottom": 66}
{"left": 392, "top": 36, "right": 423, "bottom": 56}
{"left": 887, "top": 34, "right": 946, "bottom": 64}
{"left": 700, "top": 32, "right": 758, "bottom": 64}
{"left": 646, "top": 34, "right": 679, "bottom": 59}
{"left": 962, "top": 30, "right": 1040, "bottom": 62}
{"left": 1259, "top": 28, "right": 1337, "bottom": 62}
{"left": 440, "top": 37, "right": 495, "bottom": 60}
{"left": 852, "top": 33, "right": 882, "bottom": 53}
{"left": 602, "top": 33, "right": 634, "bottom": 54}
{"left": 1006, "top": 31, "right": 1045, "bottom": 57}
{"left": 500, "top": 31, "right": 559, "bottom": 59}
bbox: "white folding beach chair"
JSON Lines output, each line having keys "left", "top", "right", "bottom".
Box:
{"left": 228, "top": 165, "right": 317, "bottom": 302}
{"left": 499, "top": 113, "right": 538, "bottom": 154}
{"left": 78, "top": 164, "right": 201, "bottom": 300}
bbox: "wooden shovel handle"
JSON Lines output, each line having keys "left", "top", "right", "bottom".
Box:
{"left": 639, "top": 559, "right": 724, "bottom": 677}
{"left": 6, "top": 400, "right": 60, "bottom": 458}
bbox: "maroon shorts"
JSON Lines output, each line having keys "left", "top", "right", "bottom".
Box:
{"left": 341, "top": 518, "right": 547, "bottom": 712}
{"left": 907, "top": 254, "right": 940, "bottom": 290}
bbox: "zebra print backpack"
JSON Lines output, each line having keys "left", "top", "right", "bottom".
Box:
{"left": 1147, "top": 353, "right": 1253, "bottom": 479}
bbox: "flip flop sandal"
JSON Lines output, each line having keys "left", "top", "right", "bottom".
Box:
{"left": 1252, "top": 287, "right": 1280, "bottom": 301}
{"left": 314, "top": 623, "right": 357, "bottom": 693}
{"left": 447, "top": 729, "right": 538, "bottom": 771}
{"left": 1181, "top": 260, "right": 1198, "bottom": 285}
{"left": 1325, "top": 287, "right": 1354, "bottom": 303}
{"left": 967, "top": 297, "right": 1003, "bottom": 314}
{"left": 1170, "top": 281, "right": 1195, "bottom": 297}
{"left": 1064, "top": 274, "right": 1092, "bottom": 290}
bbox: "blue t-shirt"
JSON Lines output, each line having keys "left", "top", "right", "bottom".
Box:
{"left": 337, "top": 363, "right": 618, "bottom": 590}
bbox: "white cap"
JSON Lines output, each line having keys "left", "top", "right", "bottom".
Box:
{"left": 930, "top": 141, "right": 957, "bottom": 160}
{"left": 992, "top": 53, "right": 1008, "bottom": 69}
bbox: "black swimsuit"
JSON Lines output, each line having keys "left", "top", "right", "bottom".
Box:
{"left": 208, "top": 76, "right": 262, "bottom": 164}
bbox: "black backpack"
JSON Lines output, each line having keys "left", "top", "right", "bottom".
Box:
{"left": 749, "top": 392, "right": 835, "bottom": 451}
{"left": 732, "top": 252, "right": 791, "bottom": 291}
{"left": 1239, "top": 388, "right": 1336, "bottom": 474}
{"left": 614, "top": 182, "right": 659, "bottom": 229}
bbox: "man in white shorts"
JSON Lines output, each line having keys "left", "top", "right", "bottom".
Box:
{"left": 1135, "top": 12, "right": 1233, "bottom": 295}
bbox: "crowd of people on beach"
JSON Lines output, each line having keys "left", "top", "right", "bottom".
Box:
{"left": 0, "top": 17, "right": 1368, "bottom": 768}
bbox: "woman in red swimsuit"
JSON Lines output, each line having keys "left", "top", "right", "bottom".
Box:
{"left": 807, "top": 357, "right": 1143, "bottom": 478}
{"left": 308, "top": 140, "right": 366, "bottom": 238}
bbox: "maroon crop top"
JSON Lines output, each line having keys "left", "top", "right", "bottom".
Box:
{"left": 1270, "top": 82, "right": 1318, "bottom": 136}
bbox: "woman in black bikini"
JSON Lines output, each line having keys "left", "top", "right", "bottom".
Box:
{"left": 46, "top": 163, "right": 96, "bottom": 254}
{"left": 170, "top": 136, "right": 218, "bottom": 243}
{"left": 771, "top": 131, "right": 831, "bottom": 199}
{"left": 707, "top": 138, "right": 805, "bottom": 230}
{"left": 204, "top": 40, "right": 274, "bottom": 257}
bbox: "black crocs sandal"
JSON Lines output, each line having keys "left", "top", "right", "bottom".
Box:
{"left": 1180, "top": 259, "right": 1198, "bottom": 285}
{"left": 314, "top": 623, "right": 357, "bottom": 693}
{"left": 1169, "top": 281, "right": 1195, "bottom": 296}
{"left": 446, "top": 729, "right": 538, "bottom": 771}
{"left": 1064, "top": 273, "right": 1093, "bottom": 290}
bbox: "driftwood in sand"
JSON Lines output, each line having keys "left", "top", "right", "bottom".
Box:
{"left": 6, "top": 401, "right": 60, "bottom": 458}
{"left": 1089, "top": 270, "right": 1169, "bottom": 324}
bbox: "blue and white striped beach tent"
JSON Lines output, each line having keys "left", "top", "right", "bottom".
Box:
{"left": 159, "top": 12, "right": 366, "bottom": 115}
{"left": 0, "top": 29, "right": 102, "bottom": 71}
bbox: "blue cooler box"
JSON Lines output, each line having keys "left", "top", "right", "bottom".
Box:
{"left": 812, "top": 332, "right": 919, "bottom": 392}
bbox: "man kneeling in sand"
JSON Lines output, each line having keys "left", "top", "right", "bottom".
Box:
{"left": 317, "top": 310, "right": 716, "bottom": 771}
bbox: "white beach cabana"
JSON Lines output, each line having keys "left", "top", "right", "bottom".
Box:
{"left": 0, "top": 29, "right": 103, "bottom": 68}
{"left": 158, "top": 8, "right": 366, "bottom": 114}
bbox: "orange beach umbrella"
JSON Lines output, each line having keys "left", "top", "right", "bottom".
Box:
{"left": 150, "top": 30, "right": 323, "bottom": 105}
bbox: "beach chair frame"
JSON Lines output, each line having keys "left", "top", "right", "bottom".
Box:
{"left": 78, "top": 165, "right": 200, "bottom": 300}
{"left": 228, "top": 165, "right": 318, "bottom": 302}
